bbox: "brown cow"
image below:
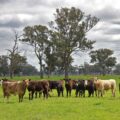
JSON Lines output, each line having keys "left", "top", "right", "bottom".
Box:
{"left": 25, "top": 79, "right": 49, "bottom": 100}
{"left": 2, "top": 80, "right": 27, "bottom": 102}
{"left": 64, "top": 78, "right": 77, "bottom": 97}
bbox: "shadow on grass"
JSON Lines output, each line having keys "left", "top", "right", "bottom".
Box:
{"left": 93, "top": 102, "right": 102, "bottom": 106}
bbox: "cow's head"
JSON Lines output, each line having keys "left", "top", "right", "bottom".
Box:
{"left": 24, "top": 79, "right": 31, "bottom": 86}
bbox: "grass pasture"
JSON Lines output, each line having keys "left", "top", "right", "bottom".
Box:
{"left": 0, "top": 75, "right": 120, "bottom": 120}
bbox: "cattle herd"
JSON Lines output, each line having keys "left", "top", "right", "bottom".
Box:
{"left": 0, "top": 77, "right": 119, "bottom": 103}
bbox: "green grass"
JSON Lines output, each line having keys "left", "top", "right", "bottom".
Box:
{"left": 0, "top": 75, "right": 120, "bottom": 120}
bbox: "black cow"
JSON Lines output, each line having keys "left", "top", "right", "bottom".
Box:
{"left": 86, "top": 80, "right": 95, "bottom": 97}
{"left": 76, "top": 80, "right": 85, "bottom": 97}
{"left": 49, "top": 80, "right": 64, "bottom": 97}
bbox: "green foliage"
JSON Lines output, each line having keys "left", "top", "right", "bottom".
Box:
{"left": 90, "top": 48, "right": 117, "bottom": 75}
{"left": 113, "top": 64, "right": 120, "bottom": 74}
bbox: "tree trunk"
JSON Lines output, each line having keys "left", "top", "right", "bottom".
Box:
{"left": 65, "top": 67, "right": 68, "bottom": 79}
{"left": 64, "top": 61, "right": 69, "bottom": 79}
{"left": 10, "top": 70, "right": 14, "bottom": 79}
{"left": 47, "top": 68, "right": 50, "bottom": 78}
{"left": 39, "top": 58, "right": 43, "bottom": 79}
{"left": 102, "top": 67, "right": 106, "bottom": 76}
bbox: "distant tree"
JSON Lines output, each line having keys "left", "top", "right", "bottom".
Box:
{"left": 20, "top": 63, "right": 38, "bottom": 75}
{"left": 22, "top": 25, "right": 49, "bottom": 78}
{"left": 89, "top": 48, "right": 116, "bottom": 75}
{"left": 113, "top": 64, "right": 120, "bottom": 74}
{"left": 0, "top": 55, "right": 9, "bottom": 76}
{"left": 7, "top": 31, "right": 26, "bottom": 78}
{"left": 49, "top": 7, "right": 99, "bottom": 78}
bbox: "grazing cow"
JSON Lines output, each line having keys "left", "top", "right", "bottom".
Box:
{"left": 48, "top": 80, "right": 64, "bottom": 97}
{"left": 25, "top": 79, "right": 49, "bottom": 100}
{"left": 64, "top": 79, "right": 77, "bottom": 97}
{"left": 94, "top": 78, "right": 116, "bottom": 97}
{"left": 76, "top": 80, "right": 85, "bottom": 97}
{"left": 2, "top": 80, "right": 27, "bottom": 102}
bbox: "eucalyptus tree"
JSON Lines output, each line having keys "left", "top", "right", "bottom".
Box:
{"left": 89, "top": 48, "right": 116, "bottom": 75}
{"left": 49, "top": 7, "right": 99, "bottom": 78}
{"left": 22, "top": 25, "right": 49, "bottom": 78}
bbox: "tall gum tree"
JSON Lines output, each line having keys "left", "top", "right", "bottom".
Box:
{"left": 21, "top": 25, "right": 49, "bottom": 78}
{"left": 49, "top": 7, "right": 99, "bottom": 78}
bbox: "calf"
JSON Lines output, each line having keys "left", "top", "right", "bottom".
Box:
{"left": 2, "top": 80, "right": 27, "bottom": 102}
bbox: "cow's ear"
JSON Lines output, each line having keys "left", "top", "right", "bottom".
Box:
{"left": 23, "top": 80, "right": 25, "bottom": 82}
{"left": 29, "top": 79, "right": 31, "bottom": 81}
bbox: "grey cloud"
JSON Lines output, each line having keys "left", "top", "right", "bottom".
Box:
{"left": 0, "top": 0, "right": 11, "bottom": 4}
{"left": 93, "top": 6, "right": 120, "bottom": 22}
{"left": 0, "top": 16, "right": 25, "bottom": 28}
{"left": 104, "top": 28, "right": 120, "bottom": 35}
{"left": 111, "top": 20, "right": 120, "bottom": 25}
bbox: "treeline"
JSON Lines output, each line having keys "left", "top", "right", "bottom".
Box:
{"left": 0, "top": 55, "right": 39, "bottom": 76}
{"left": 0, "top": 7, "right": 119, "bottom": 78}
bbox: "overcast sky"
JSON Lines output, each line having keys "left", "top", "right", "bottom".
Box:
{"left": 0, "top": 0, "right": 120, "bottom": 70}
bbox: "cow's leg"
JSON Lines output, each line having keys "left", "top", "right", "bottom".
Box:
{"left": 46, "top": 89, "right": 49, "bottom": 99}
{"left": 98, "top": 90, "right": 100, "bottom": 97}
{"left": 7, "top": 95, "right": 9, "bottom": 103}
{"left": 29, "top": 92, "right": 31, "bottom": 100}
{"left": 57, "top": 88, "right": 60, "bottom": 97}
{"left": 66, "top": 89, "right": 68, "bottom": 97}
{"left": 112, "top": 89, "right": 115, "bottom": 97}
{"left": 69, "top": 89, "right": 71, "bottom": 97}
{"left": 21, "top": 96, "right": 23, "bottom": 102}
{"left": 19, "top": 95, "right": 20, "bottom": 102}
{"left": 39, "top": 92, "right": 41, "bottom": 98}
{"left": 31, "top": 91, "right": 34, "bottom": 100}
{"left": 88, "top": 90, "right": 90, "bottom": 97}
{"left": 3, "top": 94, "right": 6, "bottom": 103}
{"left": 75, "top": 89, "right": 78, "bottom": 97}
{"left": 35, "top": 91, "right": 37, "bottom": 98}
{"left": 83, "top": 90, "right": 85, "bottom": 97}
{"left": 101, "top": 90, "right": 103, "bottom": 97}
{"left": 95, "top": 90, "right": 97, "bottom": 97}
{"left": 62, "top": 89, "right": 64, "bottom": 97}
{"left": 19, "top": 95, "right": 22, "bottom": 102}
{"left": 43, "top": 91, "right": 45, "bottom": 99}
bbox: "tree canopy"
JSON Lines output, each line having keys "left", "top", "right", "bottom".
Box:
{"left": 89, "top": 48, "right": 116, "bottom": 75}
{"left": 49, "top": 7, "right": 99, "bottom": 78}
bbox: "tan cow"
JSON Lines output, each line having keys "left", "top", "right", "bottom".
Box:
{"left": 94, "top": 78, "right": 116, "bottom": 97}
{"left": 2, "top": 80, "right": 27, "bottom": 102}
